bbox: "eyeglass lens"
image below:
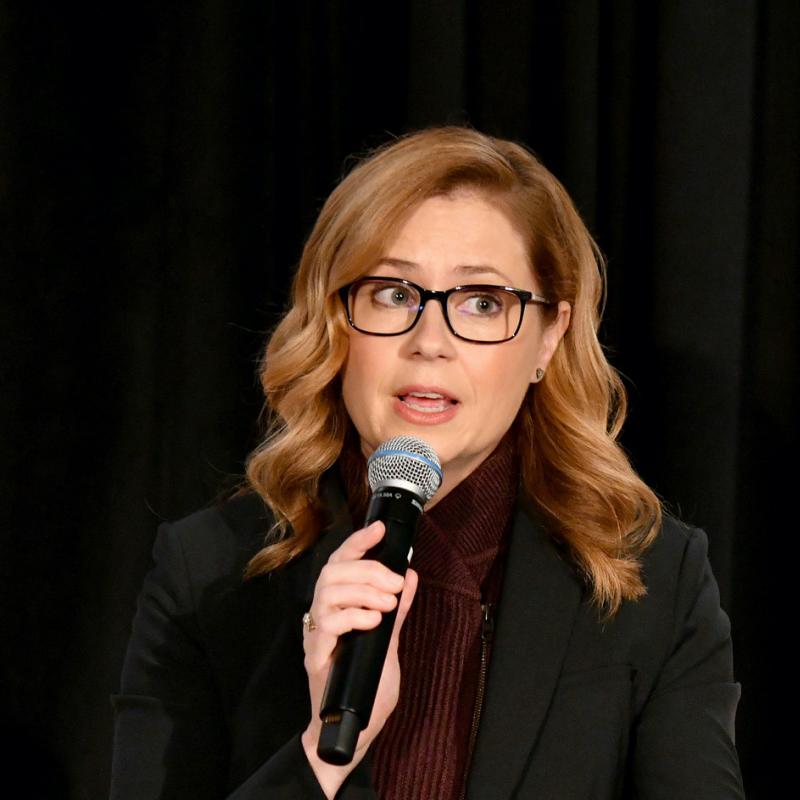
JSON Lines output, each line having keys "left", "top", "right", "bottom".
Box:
{"left": 349, "top": 279, "right": 522, "bottom": 342}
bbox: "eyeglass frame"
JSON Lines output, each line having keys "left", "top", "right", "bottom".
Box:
{"left": 338, "top": 275, "right": 556, "bottom": 344}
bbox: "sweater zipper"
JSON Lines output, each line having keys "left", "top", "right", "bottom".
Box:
{"left": 458, "top": 601, "right": 495, "bottom": 800}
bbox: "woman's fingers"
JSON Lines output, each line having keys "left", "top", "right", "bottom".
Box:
{"left": 318, "top": 606, "right": 383, "bottom": 635}
{"left": 304, "top": 521, "right": 416, "bottom": 688}
{"left": 327, "top": 520, "right": 386, "bottom": 564}
{"left": 305, "top": 576, "right": 413, "bottom": 668}
{"left": 318, "top": 559, "right": 405, "bottom": 594}
{"left": 316, "top": 582, "right": 399, "bottom": 613}
{"left": 303, "top": 596, "right": 394, "bottom": 673}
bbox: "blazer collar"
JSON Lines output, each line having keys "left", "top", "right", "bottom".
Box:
{"left": 466, "top": 497, "right": 584, "bottom": 797}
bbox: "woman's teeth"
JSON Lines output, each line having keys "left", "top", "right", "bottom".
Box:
{"left": 401, "top": 392, "right": 454, "bottom": 412}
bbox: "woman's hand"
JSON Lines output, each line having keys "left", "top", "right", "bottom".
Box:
{"left": 300, "top": 520, "right": 418, "bottom": 798}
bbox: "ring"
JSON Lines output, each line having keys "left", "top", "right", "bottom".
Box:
{"left": 302, "top": 611, "right": 317, "bottom": 632}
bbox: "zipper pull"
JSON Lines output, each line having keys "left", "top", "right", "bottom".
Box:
{"left": 480, "top": 602, "right": 494, "bottom": 643}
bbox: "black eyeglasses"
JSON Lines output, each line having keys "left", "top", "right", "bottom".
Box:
{"left": 338, "top": 276, "right": 555, "bottom": 344}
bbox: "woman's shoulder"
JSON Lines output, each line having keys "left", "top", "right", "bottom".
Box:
{"left": 167, "top": 488, "right": 272, "bottom": 544}
{"left": 152, "top": 489, "right": 277, "bottom": 590}
{"left": 602, "top": 511, "right": 728, "bottom": 657}
{"left": 639, "top": 511, "right": 715, "bottom": 591}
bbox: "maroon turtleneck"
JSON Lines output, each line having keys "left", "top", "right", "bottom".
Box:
{"left": 365, "top": 432, "right": 519, "bottom": 800}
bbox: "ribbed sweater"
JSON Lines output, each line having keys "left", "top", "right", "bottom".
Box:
{"left": 366, "top": 433, "right": 518, "bottom": 800}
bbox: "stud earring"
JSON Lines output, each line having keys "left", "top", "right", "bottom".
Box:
{"left": 535, "top": 368, "right": 544, "bottom": 381}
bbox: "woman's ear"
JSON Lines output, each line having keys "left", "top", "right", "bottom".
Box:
{"left": 530, "top": 301, "right": 571, "bottom": 383}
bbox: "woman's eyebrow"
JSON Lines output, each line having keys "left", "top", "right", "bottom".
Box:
{"left": 376, "top": 257, "right": 514, "bottom": 285}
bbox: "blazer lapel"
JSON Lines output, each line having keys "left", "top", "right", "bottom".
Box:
{"left": 466, "top": 499, "right": 584, "bottom": 798}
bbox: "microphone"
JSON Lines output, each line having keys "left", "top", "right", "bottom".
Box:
{"left": 316, "top": 435, "right": 442, "bottom": 765}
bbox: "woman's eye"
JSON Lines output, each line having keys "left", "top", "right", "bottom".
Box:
{"left": 458, "top": 293, "right": 503, "bottom": 316}
{"left": 373, "top": 286, "right": 411, "bottom": 307}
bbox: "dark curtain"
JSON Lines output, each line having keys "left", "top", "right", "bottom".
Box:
{"left": 2, "top": 1, "right": 792, "bottom": 797}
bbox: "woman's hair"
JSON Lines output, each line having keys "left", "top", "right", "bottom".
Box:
{"left": 232, "top": 124, "right": 662, "bottom": 621}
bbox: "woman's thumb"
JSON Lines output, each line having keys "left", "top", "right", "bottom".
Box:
{"left": 391, "top": 568, "right": 418, "bottom": 641}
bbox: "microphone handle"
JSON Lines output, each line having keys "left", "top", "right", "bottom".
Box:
{"left": 316, "top": 486, "right": 423, "bottom": 765}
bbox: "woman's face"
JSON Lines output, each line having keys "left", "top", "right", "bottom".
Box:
{"left": 341, "top": 191, "right": 571, "bottom": 503}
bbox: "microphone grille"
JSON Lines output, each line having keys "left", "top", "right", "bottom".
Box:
{"left": 367, "top": 436, "right": 442, "bottom": 503}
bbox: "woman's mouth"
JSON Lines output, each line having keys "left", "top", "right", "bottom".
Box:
{"left": 399, "top": 391, "right": 455, "bottom": 413}
{"left": 393, "top": 389, "right": 460, "bottom": 424}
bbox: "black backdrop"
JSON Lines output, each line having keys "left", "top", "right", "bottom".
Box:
{"left": 2, "top": 1, "right": 794, "bottom": 797}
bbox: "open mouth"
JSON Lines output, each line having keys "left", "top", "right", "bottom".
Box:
{"left": 396, "top": 391, "right": 459, "bottom": 414}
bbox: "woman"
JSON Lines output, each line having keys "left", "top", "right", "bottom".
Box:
{"left": 111, "top": 125, "right": 745, "bottom": 799}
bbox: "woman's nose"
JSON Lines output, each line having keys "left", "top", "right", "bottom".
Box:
{"left": 403, "top": 298, "right": 457, "bottom": 358}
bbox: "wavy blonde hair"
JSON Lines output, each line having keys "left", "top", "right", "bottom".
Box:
{"left": 233, "top": 124, "right": 662, "bottom": 620}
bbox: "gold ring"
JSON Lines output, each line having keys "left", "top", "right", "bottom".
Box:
{"left": 302, "top": 611, "right": 317, "bottom": 632}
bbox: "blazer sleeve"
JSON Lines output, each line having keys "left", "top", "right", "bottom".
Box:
{"left": 631, "top": 526, "right": 745, "bottom": 799}
{"left": 110, "top": 521, "right": 377, "bottom": 800}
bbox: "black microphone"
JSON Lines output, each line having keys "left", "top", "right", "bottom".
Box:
{"left": 316, "top": 435, "right": 442, "bottom": 765}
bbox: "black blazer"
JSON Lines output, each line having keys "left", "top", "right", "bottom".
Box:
{"left": 110, "top": 472, "right": 745, "bottom": 799}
